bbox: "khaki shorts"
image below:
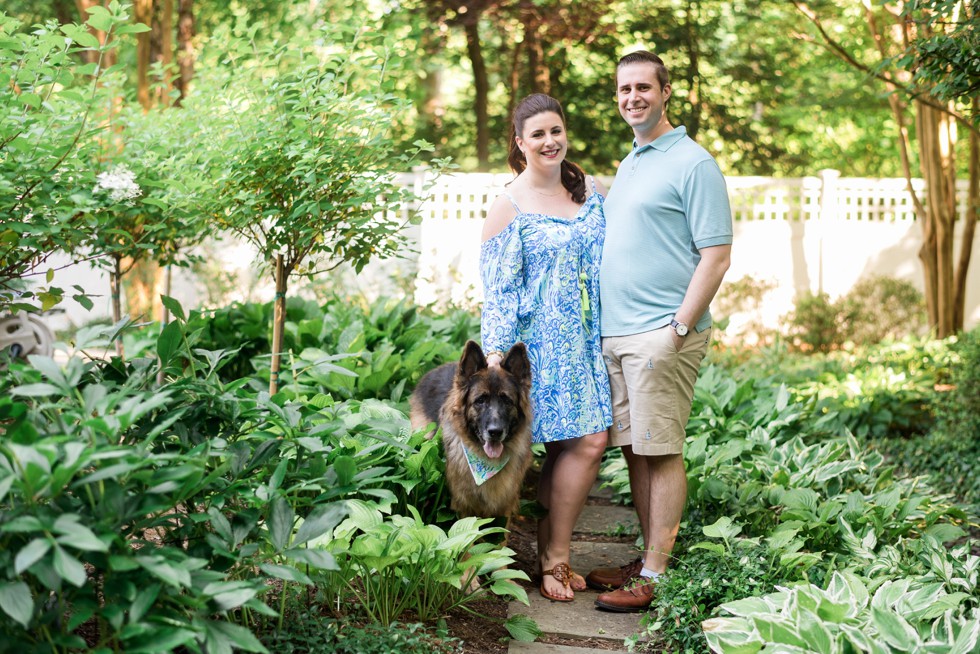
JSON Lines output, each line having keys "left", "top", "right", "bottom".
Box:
{"left": 602, "top": 326, "right": 711, "bottom": 456}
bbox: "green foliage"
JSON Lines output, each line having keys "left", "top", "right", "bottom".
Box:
{"left": 185, "top": 295, "right": 480, "bottom": 400}
{"left": 705, "top": 543, "right": 980, "bottom": 654}
{"left": 786, "top": 291, "right": 846, "bottom": 353}
{"left": 839, "top": 276, "right": 928, "bottom": 346}
{"left": 391, "top": 1, "right": 900, "bottom": 177}
{"left": 931, "top": 328, "right": 980, "bottom": 444}
{"left": 600, "top": 337, "right": 974, "bottom": 653}
{"left": 786, "top": 277, "right": 927, "bottom": 353}
{"left": 0, "top": 6, "right": 134, "bottom": 310}
{"left": 194, "top": 23, "right": 449, "bottom": 282}
{"left": 89, "top": 100, "right": 211, "bottom": 268}
{"left": 637, "top": 519, "right": 781, "bottom": 654}
{"left": 0, "top": 300, "right": 518, "bottom": 651}
{"left": 327, "top": 514, "right": 528, "bottom": 626}
{"left": 877, "top": 329, "right": 980, "bottom": 507}
{"left": 260, "top": 617, "right": 463, "bottom": 654}
{"left": 894, "top": 0, "right": 979, "bottom": 125}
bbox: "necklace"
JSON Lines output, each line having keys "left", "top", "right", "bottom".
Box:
{"left": 528, "top": 185, "right": 565, "bottom": 197}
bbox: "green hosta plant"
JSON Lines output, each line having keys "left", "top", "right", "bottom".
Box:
{"left": 0, "top": 353, "right": 272, "bottom": 653}
{"left": 703, "top": 567, "right": 980, "bottom": 654}
{"left": 327, "top": 511, "right": 530, "bottom": 627}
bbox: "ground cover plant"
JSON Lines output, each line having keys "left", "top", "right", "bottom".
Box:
{"left": 2, "top": 291, "right": 978, "bottom": 653}
{"left": 598, "top": 332, "right": 979, "bottom": 653}
{"left": 0, "top": 297, "right": 532, "bottom": 653}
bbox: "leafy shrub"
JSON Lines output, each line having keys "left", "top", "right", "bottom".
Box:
{"left": 185, "top": 295, "right": 479, "bottom": 399}
{"left": 712, "top": 275, "right": 780, "bottom": 349}
{"left": 0, "top": 309, "right": 516, "bottom": 652}
{"left": 705, "top": 541, "right": 980, "bottom": 654}
{"left": 876, "top": 328, "right": 980, "bottom": 507}
{"left": 634, "top": 518, "right": 781, "bottom": 654}
{"left": 785, "top": 277, "right": 927, "bottom": 352}
{"left": 261, "top": 617, "right": 462, "bottom": 654}
{"left": 840, "top": 275, "right": 927, "bottom": 345}
{"left": 932, "top": 328, "right": 980, "bottom": 444}
{"left": 785, "top": 290, "right": 844, "bottom": 352}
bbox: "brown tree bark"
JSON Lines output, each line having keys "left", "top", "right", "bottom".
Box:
{"left": 507, "top": 38, "right": 523, "bottom": 122}
{"left": 270, "top": 255, "right": 287, "bottom": 395}
{"left": 174, "top": 0, "right": 195, "bottom": 106}
{"left": 153, "top": 0, "right": 175, "bottom": 106}
{"left": 110, "top": 254, "right": 125, "bottom": 357}
{"left": 684, "top": 0, "right": 702, "bottom": 140}
{"left": 123, "top": 258, "right": 162, "bottom": 322}
{"left": 915, "top": 100, "right": 958, "bottom": 337}
{"left": 134, "top": 0, "right": 154, "bottom": 111}
{"left": 463, "top": 17, "right": 490, "bottom": 171}
{"left": 954, "top": 97, "right": 979, "bottom": 330}
{"left": 852, "top": 2, "right": 967, "bottom": 337}
{"left": 75, "top": 0, "right": 117, "bottom": 67}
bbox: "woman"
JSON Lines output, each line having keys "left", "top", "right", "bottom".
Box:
{"left": 480, "top": 93, "right": 612, "bottom": 602}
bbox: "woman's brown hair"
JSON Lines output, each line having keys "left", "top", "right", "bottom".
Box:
{"left": 506, "top": 93, "right": 586, "bottom": 204}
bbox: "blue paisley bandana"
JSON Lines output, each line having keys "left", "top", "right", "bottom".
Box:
{"left": 462, "top": 442, "right": 511, "bottom": 486}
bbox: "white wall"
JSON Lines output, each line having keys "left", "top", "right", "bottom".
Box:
{"left": 28, "top": 171, "right": 980, "bottom": 336}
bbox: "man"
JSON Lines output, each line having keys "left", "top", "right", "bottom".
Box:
{"left": 588, "top": 50, "right": 733, "bottom": 613}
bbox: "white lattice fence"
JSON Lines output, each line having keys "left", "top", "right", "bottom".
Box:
{"left": 411, "top": 169, "right": 979, "bottom": 330}
{"left": 43, "top": 170, "right": 980, "bottom": 332}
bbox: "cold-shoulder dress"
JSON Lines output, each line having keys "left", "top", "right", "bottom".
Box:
{"left": 480, "top": 180, "right": 613, "bottom": 443}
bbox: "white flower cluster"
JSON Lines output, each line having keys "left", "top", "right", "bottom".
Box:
{"left": 93, "top": 165, "right": 142, "bottom": 204}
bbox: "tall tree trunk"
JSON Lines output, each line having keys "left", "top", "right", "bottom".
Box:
{"left": 54, "top": 0, "right": 76, "bottom": 25}
{"left": 156, "top": 265, "right": 172, "bottom": 386}
{"left": 463, "top": 17, "right": 490, "bottom": 171}
{"left": 75, "top": 0, "right": 117, "bottom": 67}
{"left": 917, "top": 99, "right": 958, "bottom": 337}
{"left": 135, "top": 0, "right": 154, "bottom": 111}
{"left": 154, "top": 0, "right": 175, "bottom": 106}
{"left": 684, "top": 0, "right": 702, "bottom": 140}
{"left": 521, "top": 10, "right": 550, "bottom": 95}
{"left": 954, "top": 97, "right": 979, "bottom": 331}
{"left": 507, "top": 38, "right": 523, "bottom": 121}
{"left": 270, "top": 255, "right": 287, "bottom": 395}
{"left": 174, "top": 0, "right": 195, "bottom": 106}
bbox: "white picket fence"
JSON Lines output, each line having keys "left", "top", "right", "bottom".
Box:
{"left": 408, "top": 169, "right": 980, "bottom": 330}
{"left": 43, "top": 169, "right": 980, "bottom": 333}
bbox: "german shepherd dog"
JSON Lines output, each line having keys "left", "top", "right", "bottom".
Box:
{"left": 409, "top": 341, "right": 533, "bottom": 518}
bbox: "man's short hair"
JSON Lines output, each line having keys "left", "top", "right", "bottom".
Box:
{"left": 617, "top": 50, "right": 670, "bottom": 90}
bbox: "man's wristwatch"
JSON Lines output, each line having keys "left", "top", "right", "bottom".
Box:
{"left": 670, "top": 318, "right": 689, "bottom": 337}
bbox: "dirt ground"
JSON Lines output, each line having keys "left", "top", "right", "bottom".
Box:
{"left": 447, "top": 465, "right": 633, "bottom": 653}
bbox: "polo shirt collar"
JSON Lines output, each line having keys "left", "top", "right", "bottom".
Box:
{"left": 632, "top": 125, "right": 688, "bottom": 153}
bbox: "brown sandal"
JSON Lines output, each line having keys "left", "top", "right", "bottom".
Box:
{"left": 540, "top": 562, "right": 575, "bottom": 602}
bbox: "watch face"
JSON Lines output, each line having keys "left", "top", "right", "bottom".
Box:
{"left": 676, "top": 324, "right": 688, "bottom": 336}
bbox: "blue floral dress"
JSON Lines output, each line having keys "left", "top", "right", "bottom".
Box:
{"left": 480, "top": 180, "right": 613, "bottom": 443}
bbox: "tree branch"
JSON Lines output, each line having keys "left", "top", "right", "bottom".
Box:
{"left": 792, "top": 1, "right": 978, "bottom": 137}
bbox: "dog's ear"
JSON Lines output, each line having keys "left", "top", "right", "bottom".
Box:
{"left": 458, "top": 340, "right": 488, "bottom": 379}
{"left": 501, "top": 342, "right": 531, "bottom": 383}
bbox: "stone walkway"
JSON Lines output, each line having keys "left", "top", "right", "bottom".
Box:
{"left": 507, "top": 488, "right": 646, "bottom": 654}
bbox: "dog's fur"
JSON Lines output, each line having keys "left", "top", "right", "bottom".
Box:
{"left": 409, "top": 340, "right": 533, "bottom": 518}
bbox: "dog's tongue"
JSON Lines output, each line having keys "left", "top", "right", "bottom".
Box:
{"left": 484, "top": 442, "right": 504, "bottom": 459}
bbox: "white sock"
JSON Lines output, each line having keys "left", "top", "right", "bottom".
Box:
{"left": 640, "top": 567, "right": 660, "bottom": 581}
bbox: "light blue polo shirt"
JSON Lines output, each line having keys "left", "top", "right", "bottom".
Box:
{"left": 600, "top": 126, "right": 733, "bottom": 337}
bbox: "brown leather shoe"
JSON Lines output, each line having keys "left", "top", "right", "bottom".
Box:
{"left": 585, "top": 557, "right": 643, "bottom": 591}
{"left": 594, "top": 577, "right": 656, "bottom": 613}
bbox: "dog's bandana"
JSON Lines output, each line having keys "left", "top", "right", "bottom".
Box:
{"left": 462, "top": 443, "right": 510, "bottom": 486}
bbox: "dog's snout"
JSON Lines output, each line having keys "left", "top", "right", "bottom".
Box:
{"left": 487, "top": 427, "right": 504, "bottom": 441}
